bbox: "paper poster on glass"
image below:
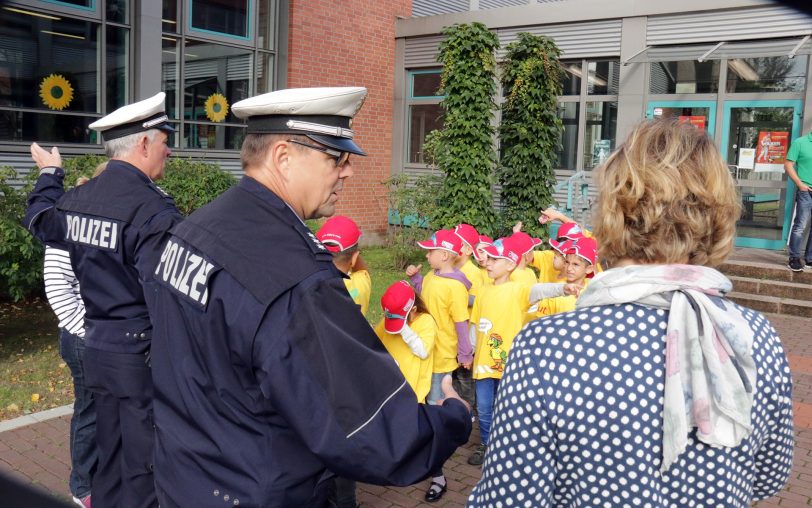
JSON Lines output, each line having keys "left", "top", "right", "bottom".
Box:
{"left": 738, "top": 148, "right": 756, "bottom": 170}
{"left": 678, "top": 115, "right": 706, "bottom": 130}
{"left": 754, "top": 131, "right": 789, "bottom": 172}
{"left": 592, "top": 139, "right": 611, "bottom": 166}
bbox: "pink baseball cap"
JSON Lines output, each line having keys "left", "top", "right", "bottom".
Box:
{"left": 509, "top": 231, "right": 542, "bottom": 255}
{"left": 417, "top": 229, "right": 463, "bottom": 255}
{"left": 381, "top": 280, "right": 416, "bottom": 334}
{"left": 549, "top": 238, "right": 574, "bottom": 256}
{"left": 477, "top": 234, "right": 494, "bottom": 247}
{"left": 482, "top": 237, "right": 522, "bottom": 264}
{"left": 454, "top": 223, "right": 480, "bottom": 249}
{"left": 566, "top": 237, "right": 598, "bottom": 277}
{"left": 316, "top": 215, "right": 362, "bottom": 253}
{"left": 556, "top": 222, "right": 585, "bottom": 241}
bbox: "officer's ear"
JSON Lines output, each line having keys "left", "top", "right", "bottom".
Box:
{"left": 268, "top": 139, "right": 293, "bottom": 179}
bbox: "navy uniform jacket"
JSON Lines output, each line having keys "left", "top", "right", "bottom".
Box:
{"left": 147, "top": 177, "right": 472, "bottom": 508}
{"left": 24, "top": 160, "right": 183, "bottom": 354}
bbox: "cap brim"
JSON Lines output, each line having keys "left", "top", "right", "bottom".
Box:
{"left": 384, "top": 316, "right": 407, "bottom": 334}
{"left": 307, "top": 134, "right": 366, "bottom": 156}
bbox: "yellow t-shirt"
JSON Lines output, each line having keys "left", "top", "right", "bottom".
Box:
{"left": 536, "top": 279, "right": 590, "bottom": 317}
{"left": 532, "top": 250, "right": 565, "bottom": 284}
{"left": 509, "top": 266, "right": 538, "bottom": 286}
{"left": 421, "top": 272, "right": 470, "bottom": 373}
{"left": 470, "top": 282, "right": 529, "bottom": 380}
{"left": 344, "top": 269, "right": 371, "bottom": 316}
{"left": 459, "top": 259, "right": 488, "bottom": 300}
{"left": 374, "top": 313, "right": 436, "bottom": 403}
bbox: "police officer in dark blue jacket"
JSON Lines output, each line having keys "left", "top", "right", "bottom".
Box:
{"left": 24, "top": 92, "right": 182, "bottom": 508}
{"left": 146, "top": 87, "right": 472, "bottom": 507}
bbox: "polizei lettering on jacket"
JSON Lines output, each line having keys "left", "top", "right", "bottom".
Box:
{"left": 64, "top": 213, "right": 120, "bottom": 251}
{"left": 155, "top": 239, "right": 215, "bottom": 308}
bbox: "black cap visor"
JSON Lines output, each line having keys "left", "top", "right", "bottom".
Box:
{"left": 307, "top": 134, "right": 366, "bottom": 156}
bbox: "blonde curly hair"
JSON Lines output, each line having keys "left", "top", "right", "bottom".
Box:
{"left": 593, "top": 120, "right": 741, "bottom": 268}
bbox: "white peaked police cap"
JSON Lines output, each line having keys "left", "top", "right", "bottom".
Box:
{"left": 89, "top": 92, "right": 174, "bottom": 142}
{"left": 231, "top": 87, "right": 368, "bottom": 156}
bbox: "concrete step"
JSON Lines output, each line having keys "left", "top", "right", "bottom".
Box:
{"left": 729, "top": 276, "right": 812, "bottom": 303}
{"left": 727, "top": 291, "right": 812, "bottom": 319}
{"left": 720, "top": 260, "right": 812, "bottom": 285}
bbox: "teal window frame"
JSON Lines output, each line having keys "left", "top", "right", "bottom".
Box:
{"left": 409, "top": 69, "right": 445, "bottom": 100}
{"left": 42, "top": 0, "right": 96, "bottom": 13}
{"left": 188, "top": 0, "right": 252, "bottom": 42}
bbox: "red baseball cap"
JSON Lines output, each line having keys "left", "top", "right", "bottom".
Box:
{"left": 566, "top": 237, "right": 598, "bottom": 276}
{"left": 316, "top": 215, "right": 362, "bottom": 253}
{"left": 381, "top": 280, "right": 416, "bottom": 334}
{"left": 482, "top": 237, "right": 522, "bottom": 264}
{"left": 556, "top": 222, "right": 585, "bottom": 241}
{"left": 549, "top": 238, "right": 574, "bottom": 256}
{"left": 477, "top": 234, "right": 494, "bottom": 247}
{"left": 417, "top": 229, "right": 463, "bottom": 255}
{"left": 454, "top": 223, "right": 480, "bottom": 249}
{"left": 509, "top": 231, "right": 542, "bottom": 255}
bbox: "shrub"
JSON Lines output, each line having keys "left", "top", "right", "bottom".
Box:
{"left": 159, "top": 158, "right": 237, "bottom": 216}
{"left": 385, "top": 173, "right": 442, "bottom": 269}
{"left": 498, "top": 32, "right": 563, "bottom": 240}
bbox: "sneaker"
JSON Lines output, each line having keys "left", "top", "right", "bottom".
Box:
{"left": 72, "top": 495, "right": 91, "bottom": 508}
{"left": 788, "top": 258, "right": 803, "bottom": 272}
{"left": 806, "top": 260, "right": 812, "bottom": 270}
{"left": 467, "top": 443, "right": 486, "bottom": 466}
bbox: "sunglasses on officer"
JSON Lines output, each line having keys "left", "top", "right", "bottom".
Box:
{"left": 287, "top": 139, "right": 351, "bottom": 167}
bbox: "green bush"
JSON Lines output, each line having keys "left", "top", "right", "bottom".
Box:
{"left": 159, "top": 158, "right": 237, "bottom": 216}
{"left": 0, "top": 167, "right": 44, "bottom": 302}
{"left": 385, "top": 173, "right": 442, "bottom": 269}
{"left": 0, "top": 157, "right": 237, "bottom": 301}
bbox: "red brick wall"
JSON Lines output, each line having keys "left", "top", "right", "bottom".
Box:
{"left": 287, "top": 0, "right": 411, "bottom": 244}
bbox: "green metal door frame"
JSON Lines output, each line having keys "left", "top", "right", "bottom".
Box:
{"left": 645, "top": 101, "right": 717, "bottom": 138}
{"left": 720, "top": 100, "right": 802, "bottom": 250}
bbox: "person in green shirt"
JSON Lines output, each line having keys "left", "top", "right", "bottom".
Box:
{"left": 784, "top": 132, "right": 812, "bottom": 271}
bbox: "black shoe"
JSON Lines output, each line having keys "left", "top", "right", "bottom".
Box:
{"left": 788, "top": 258, "right": 803, "bottom": 272}
{"left": 468, "top": 444, "right": 486, "bottom": 466}
{"left": 424, "top": 480, "right": 447, "bottom": 502}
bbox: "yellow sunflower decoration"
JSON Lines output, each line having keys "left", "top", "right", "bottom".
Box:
{"left": 204, "top": 93, "right": 229, "bottom": 122}
{"left": 40, "top": 74, "right": 74, "bottom": 111}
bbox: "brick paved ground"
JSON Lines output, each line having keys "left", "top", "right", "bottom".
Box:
{"left": 1, "top": 313, "right": 810, "bottom": 507}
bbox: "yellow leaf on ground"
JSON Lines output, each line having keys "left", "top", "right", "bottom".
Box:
{"left": 31, "top": 393, "right": 40, "bottom": 402}
{"left": 58, "top": 362, "right": 67, "bottom": 369}
{"left": 6, "top": 403, "right": 19, "bottom": 411}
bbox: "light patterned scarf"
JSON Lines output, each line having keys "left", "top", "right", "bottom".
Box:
{"left": 576, "top": 264, "right": 756, "bottom": 472}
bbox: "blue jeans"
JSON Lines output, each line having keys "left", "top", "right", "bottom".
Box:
{"left": 475, "top": 378, "right": 500, "bottom": 446}
{"left": 59, "top": 329, "right": 98, "bottom": 499}
{"left": 788, "top": 189, "right": 812, "bottom": 260}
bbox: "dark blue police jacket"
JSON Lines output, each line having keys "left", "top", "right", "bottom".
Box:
{"left": 24, "top": 160, "right": 182, "bottom": 354}
{"left": 147, "top": 177, "right": 472, "bottom": 508}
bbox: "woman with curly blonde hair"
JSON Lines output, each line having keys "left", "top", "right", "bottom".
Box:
{"left": 469, "top": 120, "right": 794, "bottom": 507}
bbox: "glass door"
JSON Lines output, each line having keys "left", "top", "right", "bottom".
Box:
{"left": 646, "top": 101, "right": 717, "bottom": 137}
{"left": 720, "top": 100, "right": 802, "bottom": 249}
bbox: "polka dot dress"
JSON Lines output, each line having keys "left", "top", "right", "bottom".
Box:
{"left": 467, "top": 302, "right": 793, "bottom": 507}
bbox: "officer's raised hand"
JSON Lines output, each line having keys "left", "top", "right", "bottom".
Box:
{"left": 30, "top": 142, "right": 62, "bottom": 169}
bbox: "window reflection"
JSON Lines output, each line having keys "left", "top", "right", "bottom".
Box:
{"left": 409, "top": 104, "right": 443, "bottom": 164}
{"left": 583, "top": 101, "right": 617, "bottom": 169}
{"left": 650, "top": 61, "right": 719, "bottom": 94}
{"left": 587, "top": 60, "right": 619, "bottom": 95}
{"left": 556, "top": 102, "right": 578, "bottom": 169}
{"left": 726, "top": 56, "right": 807, "bottom": 93}
{"left": 559, "top": 62, "right": 581, "bottom": 96}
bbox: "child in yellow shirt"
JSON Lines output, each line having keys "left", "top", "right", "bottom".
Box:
{"left": 316, "top": 215, "right": 371, "bottom": 316}
{"left": 454, "top": 223, "right": 489, "bottom": 301}
{"left": 405, "top": 228, "right": 472, "bottom": 502}
{"left": 536, "top": 236, "right": 597, "bottom": 317}
{"left": 374, "top": 281, "right": 436, "bottom": 403}
{"left": 467, "top": 235, "right": 580, "bottom": 466}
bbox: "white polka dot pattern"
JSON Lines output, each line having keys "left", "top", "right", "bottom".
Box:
{"left": 467, "top": 301, "right": 794, "bottom": 507}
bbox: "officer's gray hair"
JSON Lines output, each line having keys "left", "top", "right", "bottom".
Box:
{"left": 104, "top": 129, "right": 160, "bottom": 159}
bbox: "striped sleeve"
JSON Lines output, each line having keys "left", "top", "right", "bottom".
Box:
{"left": 43, "top": 247, "right": 86, "bottom": 337}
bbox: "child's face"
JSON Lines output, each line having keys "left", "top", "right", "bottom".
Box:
{"left": 553, "top": 251, "right": 566, "bottom": 271}
{"left": 474, "top": 244, "right": 489, "bottom": 266}
{"left": 485, "top": 256, "right": 515, "bottom": 280}
{"left": 565, "top": 254, "right": 593, "bottom": 283}
{"left": 426, "top": 248, "right": 446, "bottom": 270}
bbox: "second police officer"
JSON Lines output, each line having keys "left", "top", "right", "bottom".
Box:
{"left": 25, "top": 93, "right": 181, "bottom": 508}
{"left": 146, "top": 87, "right": 473, "bottom": 507}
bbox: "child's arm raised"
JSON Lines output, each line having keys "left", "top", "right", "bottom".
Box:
{"left": 406, "top": 263, "right": 424, "bottom": 293}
